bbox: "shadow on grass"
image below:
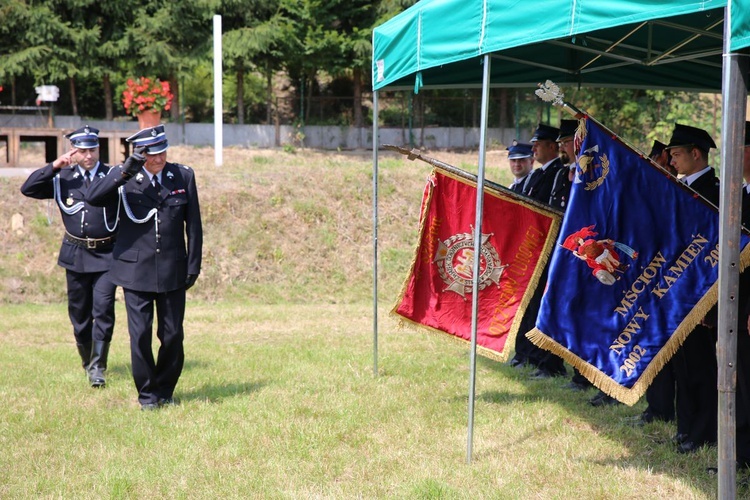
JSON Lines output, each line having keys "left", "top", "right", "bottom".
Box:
{"left": 464, "top": 355, "right": 726, "bottom": 496}
{"left": 179, "top": 380, "right": 269, "bottom": 403}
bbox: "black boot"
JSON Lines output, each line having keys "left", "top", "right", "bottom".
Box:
{"left": 76, "top": 342, "right": 92, "bottom": 372}
{"left": 88, "top": 341, "right": 110, "bottom": 388}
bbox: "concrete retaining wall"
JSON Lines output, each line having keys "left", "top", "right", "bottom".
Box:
{"left": 1, "top": 114, "right": 519, "bottom": 151}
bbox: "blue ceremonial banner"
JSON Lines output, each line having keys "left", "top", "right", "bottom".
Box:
{"left": 528, "top": 115, "right": 750, "bottom": 405}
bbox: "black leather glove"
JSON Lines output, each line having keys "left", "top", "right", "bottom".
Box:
{"left": 121, "top": 149, "right": 146, "bottom": 178}
{"left": 185, "top": 274, "right": 198, "bottom": 290}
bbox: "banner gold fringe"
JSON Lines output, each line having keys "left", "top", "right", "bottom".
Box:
{"left": 527, "top": 242, "right": 750, "bottom": 406}
{"left": 391, "top": 312, "right": 508, "bottom": 362}
{"left": 390, "top": 167, "right": 561, "bottom": 363}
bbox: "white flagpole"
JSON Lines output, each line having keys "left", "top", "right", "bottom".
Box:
{"left": 213, "top": 14, "right": 223, "bottom": 167}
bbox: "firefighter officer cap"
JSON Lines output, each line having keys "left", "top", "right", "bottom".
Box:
{"left": 557, "top": 120, "right": 578, "bottom": 141}
{"left": 530, "top": 123, "right": 560, "bottom": 143}
{"left": 126, "top": 125, "right": 169, "bottom": 155}
{"left": 507, "top": 140, "right": 533, "bottom": 159}
{"left": 665, "top": 123, "right": 716, "bottom": 153}
{"left": 649, "top": 140, "right": 667, "bottom": 158}
{"left": 65, "top": 125, "right": 99, "bottom": 149}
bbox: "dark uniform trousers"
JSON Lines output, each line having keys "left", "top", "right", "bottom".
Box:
{"left": 737, "top": 322, "right": 750, "bottom": 467}
{"left": 511, "top": 158, "right": 567, "bottom": 375}
{"left": 20, "top": 162, "right": 117, "bottom": 348}
{"left": 87, "top": 160, "right": 202, "bottom": 405}
{"left": 736, "top": 188, "right": 750, "bottom": 467}
{"left": 66, "top": 270, "right": 116, "bottom": 345}
{"left": 125, "top": 288, "right": 186, "bottom": 404}
{"left": 672, "top": 169, "right": 720, "bottom": 446}
{"left": 643, "top": 359, "right": 676, "bottom": 422}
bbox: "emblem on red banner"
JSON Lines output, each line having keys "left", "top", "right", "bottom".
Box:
{"left": 434, "top": 230, "right": 508, "bottom": 298}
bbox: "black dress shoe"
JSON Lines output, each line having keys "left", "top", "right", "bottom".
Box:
{"left": 158, "top": 397, "right": 180, "bottom": 407}
{"left": 565, "top": 381, "right": 590, "bottom": 391}
{"left": 140, "top": 403, "right": 160, "bottom": 411}
{"left": 509, "top": 357, "right": 527, "bottom": 369}
{"left": 672, "top": 433, "right": 688, "bottom": 444}
{"left": 589, "top": 391, "right": 621, "bottom": 407}
{"left": 677, "top": 441, "right": 699, "bottom": 454}
{"left": 530, "top": 369, "right": 553, "bottom": 379}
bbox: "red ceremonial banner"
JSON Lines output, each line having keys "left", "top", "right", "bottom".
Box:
{"left": 392, "top": 169, "right": 561, "bottom": 361}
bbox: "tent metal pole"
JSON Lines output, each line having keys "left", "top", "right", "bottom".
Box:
{"left": 718, "top": 6, "right": 748, "bottom": 496}
{"left": 373, "top": 90, "right": 380, "bottom": 378}
{"left": 467, "top": 54, "right": 492, "bottom": 464}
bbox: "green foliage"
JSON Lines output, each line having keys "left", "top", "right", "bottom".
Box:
{"left": 566, "top": 87, "right": 718, "bottom": 152}
{"left": 181, "top": 62, "right": 214, "bottom": 122}
{"left": 0, "top": 0, "right": 725, "bottom": 137}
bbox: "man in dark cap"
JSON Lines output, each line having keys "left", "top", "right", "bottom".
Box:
{"left": 524, "top": 123, "right": 566, "bottom": 203}
{"left": 649, "top": 140, "right": 675, "bottom": 175}
{"left": 736, "top": 122, "right": 750, "bottom": 469}
{"left": 87, "top": 125, "right": 203, "bottom": 411}
{"left": 508, "top": 124, "right": 567, "bottom": 378}
{"left": 20, "top": 126, "right": 118, "bottom": 387}
{"left": 549, "top": 119, "right": 578, "bottom": 210}
{"left": 663, "top": 123, "right": 720, "bottom": 453}
{"left": 631, "top": 138, "right": 679, "bottom": 421}
{"left": 506, "top": 140, "right": 534, "bottom": 193}
{"left": 549, "top": 119, "right": 596, "bottom": 391}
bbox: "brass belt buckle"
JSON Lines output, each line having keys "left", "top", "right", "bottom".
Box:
{"left": 87, "top": 238, "right": 97, "bottom": 249}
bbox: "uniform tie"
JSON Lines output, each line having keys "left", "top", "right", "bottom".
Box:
{"left": 152, "top": 175, "right": 161, "bottom": 190}
{"left": 84, "top": 171, "right": 91, "bottom": 187}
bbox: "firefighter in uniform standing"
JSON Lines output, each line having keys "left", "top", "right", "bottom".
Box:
{"left": 87, "top": 125, "right": 203, "bottom": 410}
{"left": 509, "top": 124, "right": 567, "bottom": 378}
{"left": 665, "top": 123, "right": 720, "bottom": 453}
{"left": 21, "top": 126, "right": 119, "bottom": 387}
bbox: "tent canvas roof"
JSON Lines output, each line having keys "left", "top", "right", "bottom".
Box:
{"left": 372, "top": 0, "right": 746, "bottom": 92}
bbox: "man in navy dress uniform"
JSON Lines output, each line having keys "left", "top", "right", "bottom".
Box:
{"left": 737, "top": 122, "right": 750, "bottom": 469}
{"left": 87, "top": 125, "right": 203, "bottom": 410}
{"left": 509, "top": 124, "right": 567, "bottom": 378}
{"left": 524, "top": 123, "right": 566, "bottom": 203}
{"left": 665, "top": 123, "right": 720, "bottom": 453}
{"left": 548, "top": 119, "right": 577, "bottom": 210}
{"left": 20, "top": 126, "right": 118, "bottom": 387}
{"left": 506, "top": 141, "right": 534, "bottom": 193}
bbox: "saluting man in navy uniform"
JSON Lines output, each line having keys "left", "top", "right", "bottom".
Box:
{"left": 20, "top": 126, "right": 119, "bottom": 388}
{"left": 86, "top": 125, "right": 203, "bottom": 411}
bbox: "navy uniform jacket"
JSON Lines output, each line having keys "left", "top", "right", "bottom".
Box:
{"left": 86, "top": 162, "right": 202, "bottom": 293}
{"left": 688, "top": 168, "right": 720, "bottom": 206}
{"left": 524, "top": 157, "right": 565, "bottom": 204}
{"left": 548, "top": 165, "right": 573, "bottom": 210}
{"left": 20, "top": 162, "right": 117, "bottom": 273}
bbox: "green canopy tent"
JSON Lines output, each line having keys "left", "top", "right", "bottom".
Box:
{"left": 373, "top": 0, "right": 727, "bottom": 91}
{"left": 371, "top": 0, "right": 749, "bottom": 493}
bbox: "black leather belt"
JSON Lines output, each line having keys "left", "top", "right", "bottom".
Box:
{"left": 64, "top": 232, "right": 116, "bottom": 249}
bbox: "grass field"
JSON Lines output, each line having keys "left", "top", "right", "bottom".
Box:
{"left": 0, "top": 302, "right": 728, "bottom": 498}
{"left": 0, "top": 146, "right": 732, "bottom": 497}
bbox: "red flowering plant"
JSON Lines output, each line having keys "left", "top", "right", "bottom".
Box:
{"left": 121, "top": 77, "right": 174, "bottom": 116}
